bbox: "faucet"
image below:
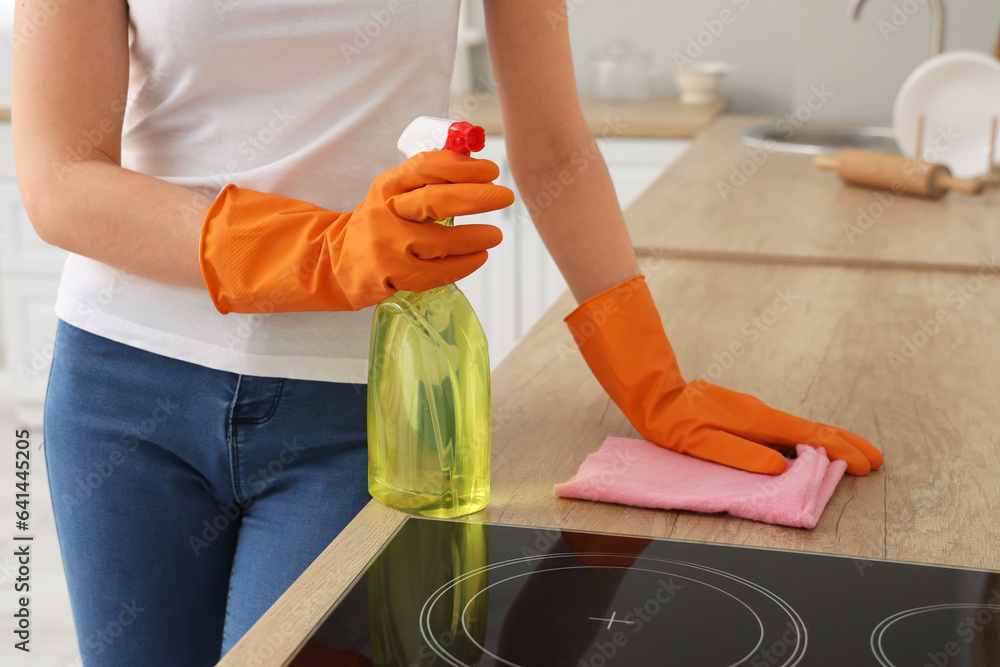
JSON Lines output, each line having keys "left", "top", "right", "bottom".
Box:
{"left": 849, "top": 0, "right": 944, "bottom": 57}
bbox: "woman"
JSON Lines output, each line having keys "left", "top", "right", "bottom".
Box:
{"left": 12, "top": 1, "right": 882, "bottom": 664}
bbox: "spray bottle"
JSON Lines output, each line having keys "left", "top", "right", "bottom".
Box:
{"left": 367, "top": 117, "right": 492, "bottom": 518}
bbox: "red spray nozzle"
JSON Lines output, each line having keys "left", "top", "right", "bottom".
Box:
{"left": 397, "top": 117, "right": 488, "bottom": 159}
{"left": 443, "top": 121, "right": 486, "bottom": 156}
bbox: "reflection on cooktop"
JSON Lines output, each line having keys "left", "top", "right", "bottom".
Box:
{"left": 290, "top": 518, "right": 1000, "bottom": 666}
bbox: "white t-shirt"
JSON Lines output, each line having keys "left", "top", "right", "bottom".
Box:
{"left": 55, "top": 0, "right": 461, "bottom": 383}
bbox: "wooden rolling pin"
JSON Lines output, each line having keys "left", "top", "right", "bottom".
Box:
{"left": 814, "top": 149, "right": 984, "bottom": 198}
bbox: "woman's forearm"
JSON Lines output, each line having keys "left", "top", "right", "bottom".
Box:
{"left": 505, "top": 128, "right": 640, "bottom": 304}
{"left": 25, "top": 159, "right": 211, "bottom": 287}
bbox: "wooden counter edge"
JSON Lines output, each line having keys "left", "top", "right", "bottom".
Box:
{"left": 450, "top": 94, "right": 728, "bottom": 138}
{"left": 629, "top": 244, "right": 1000, "bottom": 276}
{"left": 217, "top": 501, "right": 407, "bottom": 667}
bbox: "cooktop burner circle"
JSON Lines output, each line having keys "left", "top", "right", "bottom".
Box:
{"left": 420, "top": 553, "right": 806, "bottom": 667}
{"left": 463, "top": 566, "right": 765, "bottom": 666}
{"left": 871, "top": 603, "right": 1000, "bottom": 666}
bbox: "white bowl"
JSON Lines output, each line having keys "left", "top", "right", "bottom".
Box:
{"left": 673, "top": 63, "right": 735, "bottom": 105}
{"left": 893, "top": 50, "right": 1000, "bottom": 178}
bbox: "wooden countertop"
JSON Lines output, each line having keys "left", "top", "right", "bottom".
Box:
{"left": 626, "top": 116, "right": 1000, "bottom": 273}
{"left": 220, "top": 255, "right": 1000, "bottom": 666}
{"left": 449, "top": 94, "right": 727, "bottom": 138}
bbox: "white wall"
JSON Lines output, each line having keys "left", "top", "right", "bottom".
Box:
{"left": 793, "top": 1, "right": 1000, "bottom": 123}
{"left": 561, "top": 0, "right": 798, "bottom": 115}
{"left": 465, "top": 0, "right": 1000, "bottom": 123}
{"left": 0, "top": 2, "right": 12, "bottom": 108}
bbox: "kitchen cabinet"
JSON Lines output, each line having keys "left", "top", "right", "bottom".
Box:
{"left": 0, "top": 123, "right": 68, "bottom": 427}
{"left": 457, "top": 136, "right": 691, "bottom": 367}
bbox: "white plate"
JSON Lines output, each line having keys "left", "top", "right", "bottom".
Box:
{"left": 893, "top": 50, "right": 1000, "bottom": 178}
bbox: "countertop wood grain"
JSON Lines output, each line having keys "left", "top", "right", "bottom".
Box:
{"left": 626, "top": 116, "right": 1000, "bottom": 273}
{"left": 220, "top": 255, "right": 1000, "bottom": 666}
{"left": 448, "top": 94, "right": 727, "bottom": 138}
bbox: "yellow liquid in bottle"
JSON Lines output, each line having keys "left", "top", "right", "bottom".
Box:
{"left": 367, "top": 280, "right": 491, "bottom": 518}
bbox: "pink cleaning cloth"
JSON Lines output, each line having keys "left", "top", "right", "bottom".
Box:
{"left": 553, "top": 437, "right": 848, "bottom": 529}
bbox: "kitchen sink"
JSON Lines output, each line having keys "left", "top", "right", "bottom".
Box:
{"left": 740, "top": 122, "right": 899, "bottom": 155}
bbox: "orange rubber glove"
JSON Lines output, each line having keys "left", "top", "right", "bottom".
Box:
{"left": 200, "top": 150, "right": 514, "bottom": 314}
{"left": 565, "top": 275, "right": 884, "bottom": 475}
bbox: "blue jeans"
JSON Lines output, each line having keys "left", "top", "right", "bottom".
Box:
{"left": 43, "top": 321, "right": 370, "bottom": 666}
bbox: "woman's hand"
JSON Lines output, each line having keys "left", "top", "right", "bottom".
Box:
{"left": 566, "top": 275, "right": 884, "bottom": 475}
{"left": 200, "top": 151, "right": 514, "bottom": 314}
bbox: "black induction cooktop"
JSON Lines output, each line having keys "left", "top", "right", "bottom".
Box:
{"left": 290, "top": 518, "right": 1000, "bottom": 666}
